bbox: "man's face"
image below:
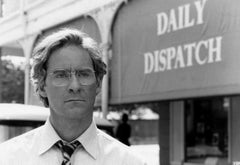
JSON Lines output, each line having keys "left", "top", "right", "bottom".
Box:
{"left": 41, "top": 45, "right": 100, "bottom": 121}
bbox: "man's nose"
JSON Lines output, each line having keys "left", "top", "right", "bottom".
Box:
{"left": 68, "top": 74, "right": 81, "bottom": 93}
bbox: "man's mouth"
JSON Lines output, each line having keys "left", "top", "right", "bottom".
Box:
{"left": 65, "top": 99, "right": 85, "bottom": 103}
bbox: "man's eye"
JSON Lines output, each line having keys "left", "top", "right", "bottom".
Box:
{"left": 54, "top": 72, "right": 68, "bottom": 78}
{"left": 81, "top": 72, "right": 91, "bottom": 77}
{"left": 77, "top": 70, "right": 92, "bottom": 77}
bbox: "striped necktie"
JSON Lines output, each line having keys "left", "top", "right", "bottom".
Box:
{"left": 55, "top": 140, "right": 81, "bottom": 165}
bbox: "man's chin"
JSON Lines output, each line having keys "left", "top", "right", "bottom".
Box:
{"left": 64, "top": 108, "right": 86, "bottom": 119}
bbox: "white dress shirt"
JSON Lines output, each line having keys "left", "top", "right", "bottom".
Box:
{"left": 0, "top": 119, "right": 147, "bottom": 165}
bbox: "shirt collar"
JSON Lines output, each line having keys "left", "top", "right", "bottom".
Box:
{"left": 37, "top": 118, "right": 99, "bottom": 160}
{"left": 38, "top": 118, "right": 61, "bottom": 155}
{"left": 76, "top": 119, "right": 99, "bottom": 159}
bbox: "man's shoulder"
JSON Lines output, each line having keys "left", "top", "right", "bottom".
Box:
{"left": 96, "top": 128, "right": 126, "bottom": 147}
{"left": 0, "top": 126, "right": 42, "bottom": 154}
{"left": 96, "top": 129, "right": 147, "bottom": 164}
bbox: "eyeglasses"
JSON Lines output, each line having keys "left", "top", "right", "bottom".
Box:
{"left": 48, "top": 68, "right": 96, "bottom": 86}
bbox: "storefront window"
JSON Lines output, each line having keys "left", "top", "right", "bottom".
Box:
{"left": 185, "top": 97, "right": 228, "bottom": 164}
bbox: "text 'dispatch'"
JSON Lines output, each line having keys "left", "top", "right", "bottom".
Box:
{"left": 143, "top": 0, "right": 223, "bottom": 74}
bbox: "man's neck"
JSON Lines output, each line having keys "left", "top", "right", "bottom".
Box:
{"left": 49, "top": 115, "right": 92, "bottom": 142}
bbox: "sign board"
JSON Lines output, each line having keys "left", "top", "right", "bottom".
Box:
{"left": 111, "top": 0, "right": 240, "bottom": 104}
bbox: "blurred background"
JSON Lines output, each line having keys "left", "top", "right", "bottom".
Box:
{"left": 1, "top": 0, "right": 240, "bottom": 165}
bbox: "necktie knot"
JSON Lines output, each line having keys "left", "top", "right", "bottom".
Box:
{"left": 55, "top": 140, "right": 81, "bottom": 165}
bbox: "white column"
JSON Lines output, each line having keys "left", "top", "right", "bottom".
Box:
{"left": 101, "top": 42, "right": 110, "bottom": 119}
{"left": 170, "top": 101, "right": 185, "bottom": 165}
{"left": 18, "top": 35, "right": 38, "bottom": 104}
{"left": 90, "top": 0, "right": 124, "bottom": 119}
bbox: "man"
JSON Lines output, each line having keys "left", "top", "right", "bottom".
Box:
{"left": 0, "top": 29, "right": 146, "bottom": 165}
{"left": 116, "top": 113, "right": 131, "bottom": 146}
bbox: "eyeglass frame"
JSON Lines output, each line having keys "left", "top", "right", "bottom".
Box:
{"left": 47, "top": 68, "right": 96, "bottom": 86}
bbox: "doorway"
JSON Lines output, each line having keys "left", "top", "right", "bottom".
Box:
{"left": 184, "top": 97, "right": 229, "bottom": 164}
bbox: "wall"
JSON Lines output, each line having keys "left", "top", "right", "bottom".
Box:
{"left": 230, "top": 96, "right": 240, "bottom": 163}
{"left": 159, "top": 102, "right": 170, "bottom": 165}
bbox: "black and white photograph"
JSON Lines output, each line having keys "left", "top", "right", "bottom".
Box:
{"left": 0, "top": 0, "right": 239, "bottom": 165}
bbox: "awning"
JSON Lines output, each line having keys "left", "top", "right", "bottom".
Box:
{"left": 111, "top": 0, "right": 240, "bottom": 104}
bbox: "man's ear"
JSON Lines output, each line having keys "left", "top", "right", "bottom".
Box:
{"left": 39, "top": 87, "right": 47, "bottom": 98}
{"left": 96, "top": 79, "right": 102, "bottom": 95}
